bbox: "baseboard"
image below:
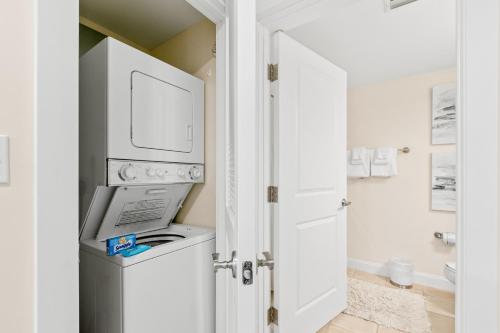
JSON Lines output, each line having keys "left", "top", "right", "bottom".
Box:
{"left": 348, "top": 258, "right": 455, "bottom": 293}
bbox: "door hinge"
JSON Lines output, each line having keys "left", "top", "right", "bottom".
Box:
{"left": 267, "top": 186, "right": 278, "bottom": 203}
{"left": 267, "top": 306, "right": 278, "bottom": 325}
{"left": 268, "top": 64, "right": 278, "bottom": 82}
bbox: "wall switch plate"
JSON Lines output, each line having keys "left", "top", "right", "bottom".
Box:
{"left": 0, "top": 135, "right": 10, "bottom": 184}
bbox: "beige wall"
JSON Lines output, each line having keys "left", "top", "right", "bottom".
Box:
{"left": 151, "top": 19, "right": 215, "bottom": 76}
{"left": 0, "top": 0, "right": 34, "bottom": 332}
{"left": 347, "top": 69, "right": 456, "bottom": 276}
{"left": 80, "top": 16, "right": 151, "bottom": 54}
{"left": 152, "top": 19, "right": 217, "bottom": 228}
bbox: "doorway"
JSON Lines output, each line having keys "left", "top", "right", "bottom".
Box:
{"left": 257, "top": 0, "right": 498, "bottom": 333}
{"left": 33, "top": 0, "right": 499, "bottom": 332}
{"left": 286, "top": 2, "right": 457, "bottom": 331}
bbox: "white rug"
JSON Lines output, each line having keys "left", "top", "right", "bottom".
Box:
{"left": 344, "top": 277, "right": 431, "bottom": 333}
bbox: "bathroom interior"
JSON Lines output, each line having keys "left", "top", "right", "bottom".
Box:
{"left": 284, "top": 0, "right": 456, "bottom": 332}
{"left": 78, "top": 0, "right": 456, "bottom": 332}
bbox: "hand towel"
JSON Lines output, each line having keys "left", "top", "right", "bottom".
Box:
{"left": 347, "top": 147, "right": 370, "bottom": 178}
{"left": 370, "top": 147, "right": 398, "bottom": 177}
{"left": 373, "top": 148, "right": 389, "bottom": 165}
{"left": 350, "top": 148, "right": 364, "bottom": 165}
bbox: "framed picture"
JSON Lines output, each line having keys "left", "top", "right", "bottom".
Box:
{"left": 432, "top": 83, "right": 456, "bottom": 145}
{"left": 431, "top": 152, "right": 456, "bottom": 211}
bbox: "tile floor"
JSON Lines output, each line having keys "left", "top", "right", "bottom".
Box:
{"left": 317, "top": 269, "right": 455, "bottom": 333}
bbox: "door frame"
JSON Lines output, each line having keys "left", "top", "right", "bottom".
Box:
{"left": 35, "top": 0, "right": 499, "bottom": 332}
{"left": 35, "top": 1, "right": 228, "bottom": 332}
{"left": 456, "top": 1, "right": 499, "bottom": 331}
{"left": 257, "top": 1, "right": 500, "bottom": 333}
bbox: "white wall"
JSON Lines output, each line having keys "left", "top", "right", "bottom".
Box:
{"left": 347, "top": 69, "right": 456, "bottom": 277}
{"left": 0, "top": 1, "right": 35, "bottom": 332}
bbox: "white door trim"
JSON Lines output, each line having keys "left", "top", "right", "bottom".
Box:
{"left": 215, "top": 15, "right": 229, "bottom": 333}
{"left": 225, "top": 1, "right": 259, "bottom": 332}
{"left": 35, "top": 0, "right": 79, "bottom": 332}
{"left": 456, "top": 0, "right": 499, "bottom": 332}
{"left": 256, "top": 22, "right": 273, "bottom": 333}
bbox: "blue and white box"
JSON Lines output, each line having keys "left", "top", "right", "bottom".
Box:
{"left": 106, "top": 234, "right": 136, "bottom": 256}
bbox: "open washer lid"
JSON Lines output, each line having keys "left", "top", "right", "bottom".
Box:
{"left": 79, "top": 184, "right": 192, "bottom": 241}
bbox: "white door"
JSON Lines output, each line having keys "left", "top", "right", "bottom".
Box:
{"left": 272, "top": 32, "right": 347, "bottom": 333}
{"left": 215, "top": 1, "right": 258, "bottom": 333}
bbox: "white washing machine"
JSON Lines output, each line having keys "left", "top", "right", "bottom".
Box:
{"left": 79, "top": 185, "right": 215, "bottom": 333}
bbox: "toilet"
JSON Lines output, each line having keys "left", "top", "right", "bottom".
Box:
{"left": 444, "top": 262, "right": 456, "bottom": 284}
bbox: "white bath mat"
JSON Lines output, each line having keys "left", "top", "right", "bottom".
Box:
{"left": 344, "top": 277, "right": 431, "bottom": 333}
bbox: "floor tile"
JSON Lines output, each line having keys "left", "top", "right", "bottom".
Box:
{"left": 317, "top": 325, "right": 354, "bottom": 333}
{"left": 426, "top": 295, "right": 455, "bottom": 318}
{"left": 332, "top": 314, "right": 378, "bottom": 333}
{"left": 428, "top": 312, "right": 455, "bottom": 333}
{"left": 377, "top": 326, "right": 405, "bottom": 333}
{"left": 352, "top": 270, "right": 390, "bottom": 287}
{"left": 347, "top": 268, "right": 357, "bottom": 278}
{"left": 409, "top": 282, "right": 426, "bottom": 293}
{"left": 423, "top": 286, "right": 455, "bottom": 300}
{"left": 352, "top": 269, "right": 423, "bottom": 295}
{"left": 329, "top": 326, "right": 358, "bottom": 333}
{"left": 317, "top": 321, "right": 333, "bottom": 333}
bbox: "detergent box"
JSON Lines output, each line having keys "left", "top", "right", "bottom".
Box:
{"left": 106, "top": 234, "right": 136, "bottom": 256}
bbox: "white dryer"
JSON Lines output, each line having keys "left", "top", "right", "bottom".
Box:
{"left": 79, "top": 185, "right": 215, "bottom": 333}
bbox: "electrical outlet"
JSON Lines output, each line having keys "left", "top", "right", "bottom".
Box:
{"left": 0, "top": 135, "right": 10, "bottom": 184}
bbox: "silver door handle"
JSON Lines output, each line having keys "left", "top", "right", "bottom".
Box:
{"left": 212, "top": 250, "right": 237, "bottom": 278}
{"left": 257, "top": 251, "right": 274, "bottom": 270}
{"left": 341, "top": 198, "right": 352, "bottom": 208}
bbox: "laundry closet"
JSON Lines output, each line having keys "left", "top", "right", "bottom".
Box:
{"left": 78, "top": 1, "right": 217, "bottom": 332}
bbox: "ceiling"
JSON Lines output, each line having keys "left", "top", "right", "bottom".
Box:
{"left": 288, "top": 0, "right": 456, "bottom": 87}
{"left": 80, "top": 0, "right": 205, "bottom": 49}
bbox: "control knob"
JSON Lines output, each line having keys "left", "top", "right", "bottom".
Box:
{"left": 177, "top": 169, "right": 186, "bottom": 178}
{"left": 119, "top": 164, "right": 137, "bottom": 181}
{"left": 146, "top": 168, "right": 156, "bottom": 177}
{"left": 189, "top": 166, "right": 202, "bottom": 180}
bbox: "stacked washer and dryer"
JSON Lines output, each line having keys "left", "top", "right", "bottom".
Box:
{"left": 79, "top": 37, "right": 215, "bottom": 333}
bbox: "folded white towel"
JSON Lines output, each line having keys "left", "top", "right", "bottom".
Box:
{"left": 350, "top": 147, "right": 364, "bottom": 165}
{"left": 347, "top": 147, "right": 370, "bottom": 178}
{"left": 370, "top": 147, "right": 398, "bottom": 177}
{"left": 373, "top": 148, "right": 389, "bottom": 165}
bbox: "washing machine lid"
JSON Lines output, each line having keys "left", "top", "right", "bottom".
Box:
{"left": 79, "top": 184, "right": 192, "bottom": 241}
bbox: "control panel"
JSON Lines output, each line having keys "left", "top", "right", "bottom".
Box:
{"left": 107, "top": 159, "right": 204, "bottom": 186}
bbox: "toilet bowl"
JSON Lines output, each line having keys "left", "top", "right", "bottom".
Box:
{"left": 444, "top": 262, "right": 456, "bottom": 284}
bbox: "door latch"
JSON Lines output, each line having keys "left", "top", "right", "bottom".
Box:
{"left": 212, "top": 251, "right": 237, "bottom": 279}
{"left": 341, "top": 198, "right": 352, "bottom": 208}
{"left": 257, "top": 251, "right": 274, "bottom": 271}
{"left": 242, "top": 261, "right": 253, "bottom": 285}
